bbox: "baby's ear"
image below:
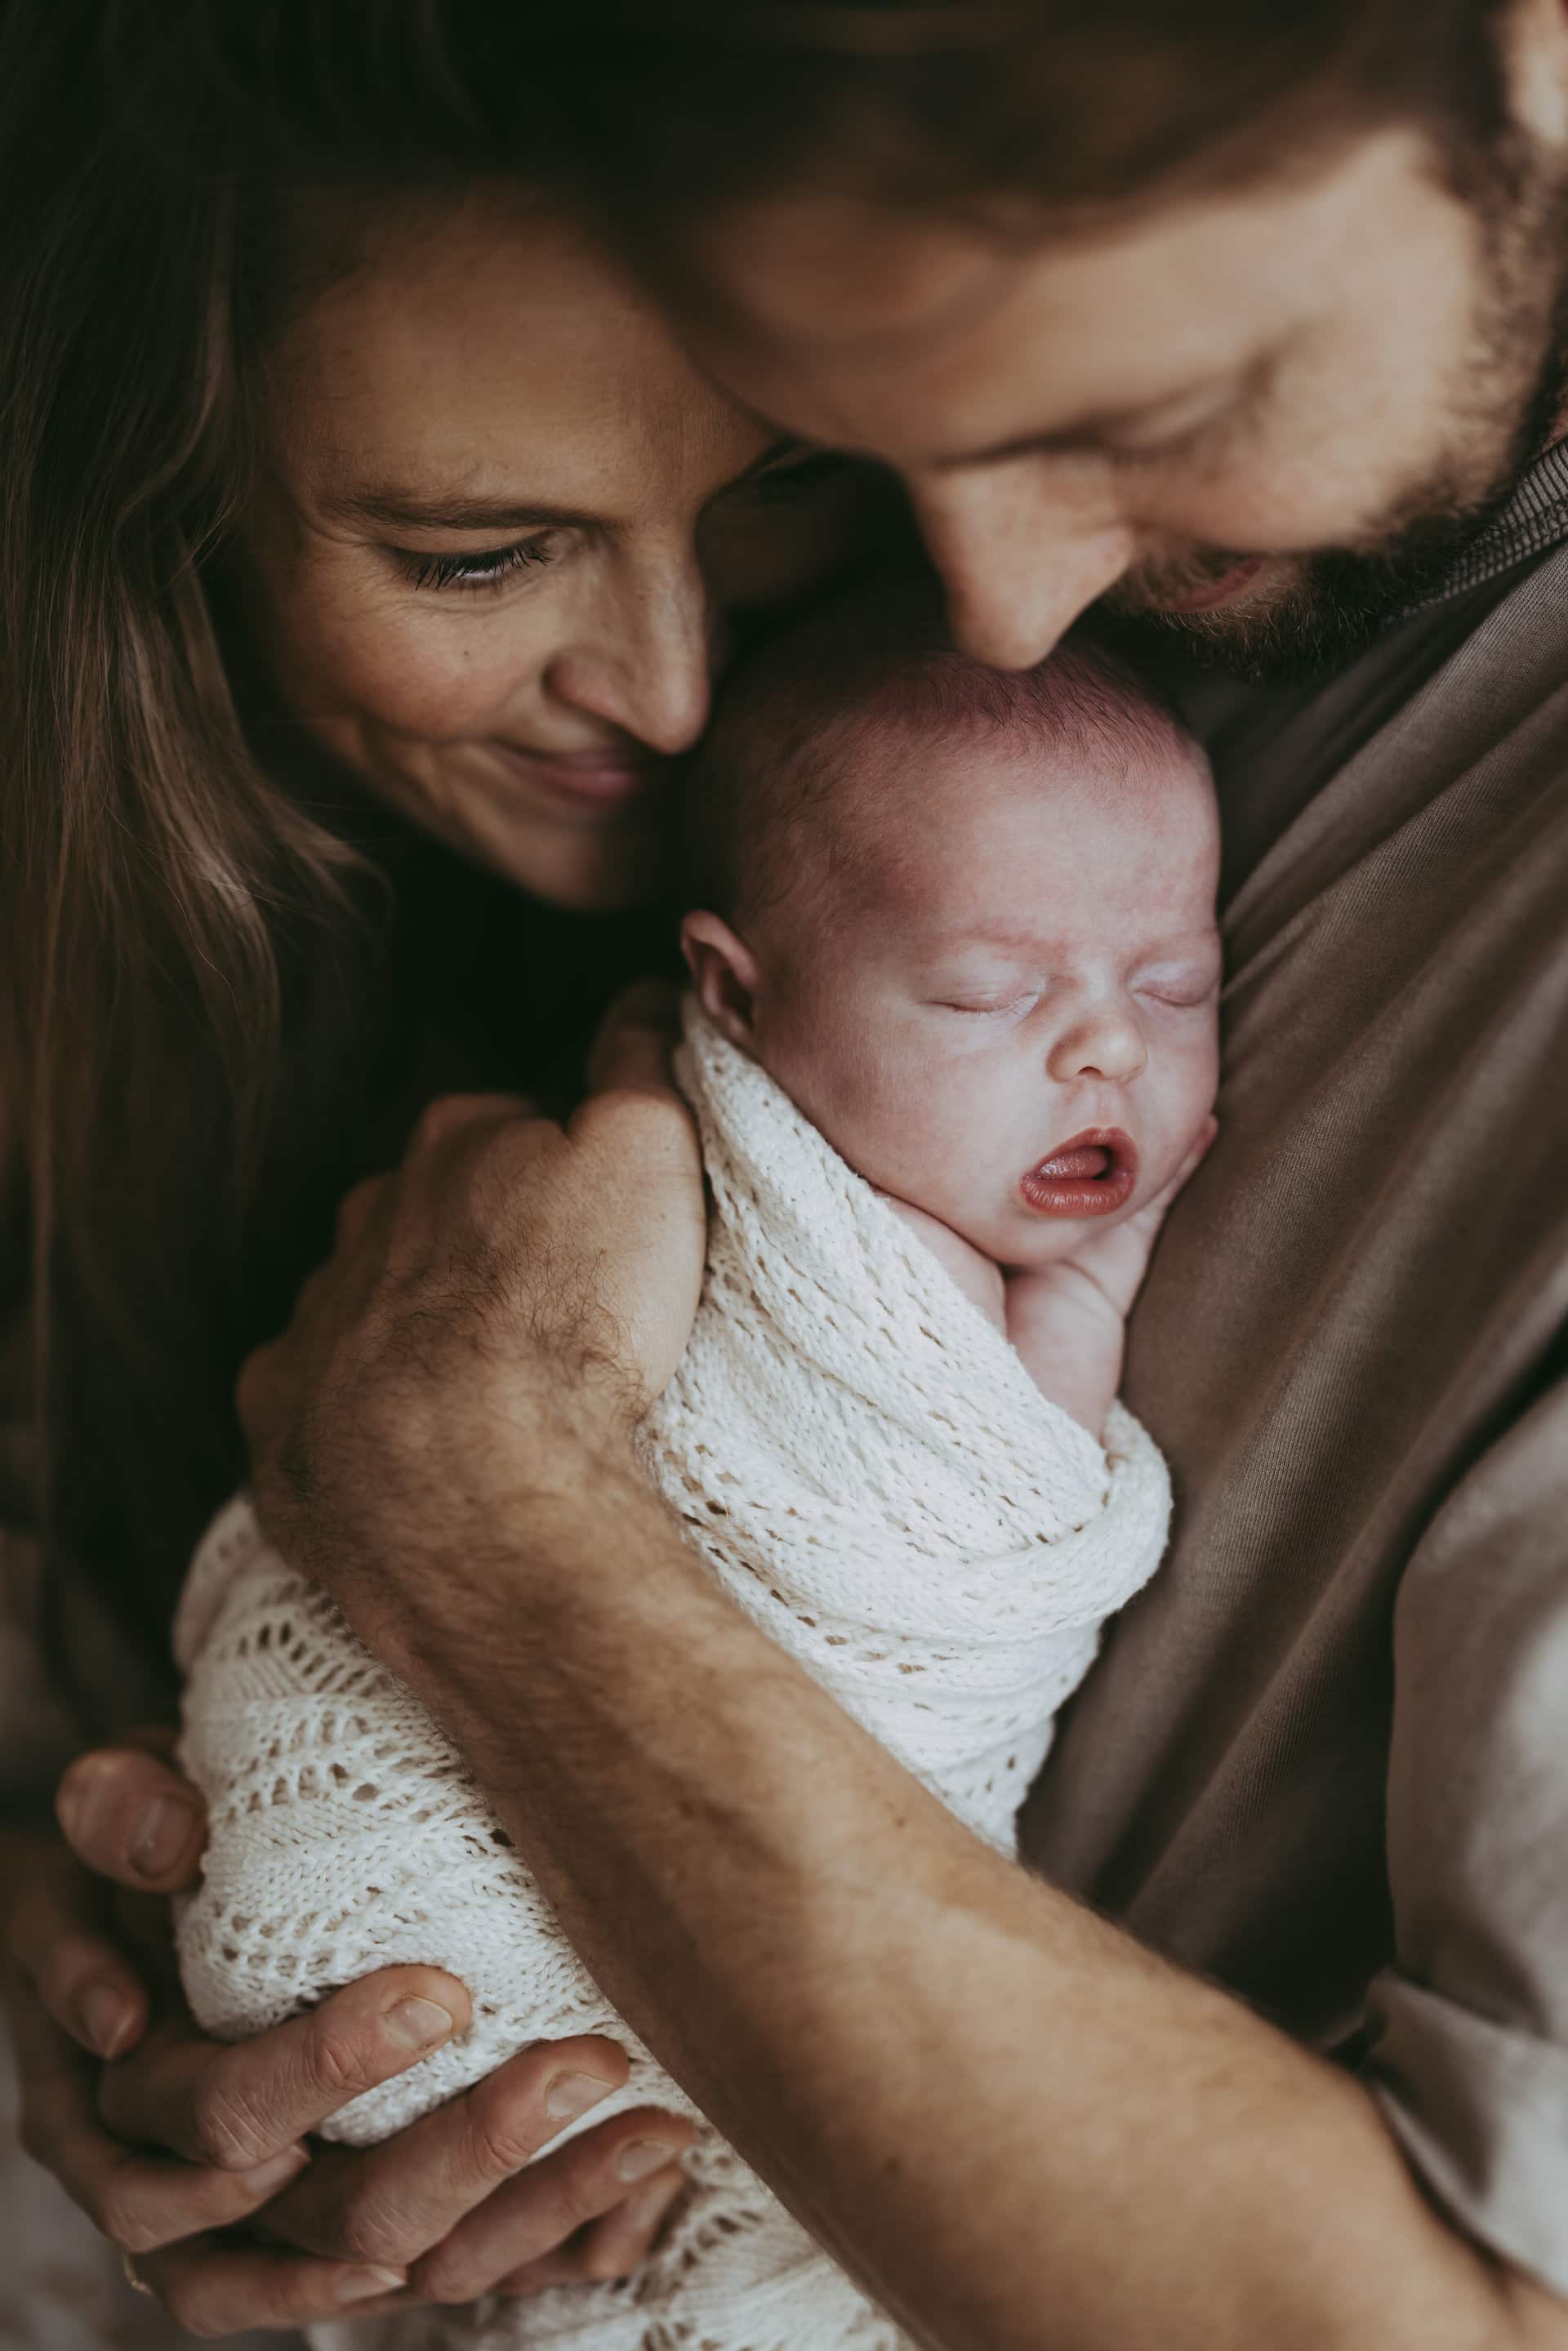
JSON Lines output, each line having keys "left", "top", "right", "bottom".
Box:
{"left": 681, "top": 911, "right": 760, "bottom": 1047}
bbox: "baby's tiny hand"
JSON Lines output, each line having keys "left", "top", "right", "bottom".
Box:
{"left": 1006, "top": 1117, "right": 1218, "bottom": 1434}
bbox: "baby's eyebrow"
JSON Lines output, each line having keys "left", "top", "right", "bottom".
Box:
{"left": 923, "top": 929, "right": 1045, "bottom": 955}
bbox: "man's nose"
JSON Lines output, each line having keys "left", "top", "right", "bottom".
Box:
{"left": 1047, "top": 1005, "right": 1148, "bottom": 1086}
{"left": 910, "top": 468, "right": 1134, "bottom": 670}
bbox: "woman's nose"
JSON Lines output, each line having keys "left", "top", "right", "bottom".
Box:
{"left": 546, "top": 563, "right": 717, "bottom": 754}
{"left": 1047, "top": 1005, "right": 1148, "bottom": 1086}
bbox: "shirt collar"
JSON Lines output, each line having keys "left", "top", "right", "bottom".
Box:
{"left": 1407, "top": 433, "right": 1568, "bottom": 611}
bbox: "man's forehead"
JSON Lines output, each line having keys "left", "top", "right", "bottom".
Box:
{"left": 678, "top": 126, "right": 1438, "bottom": 449}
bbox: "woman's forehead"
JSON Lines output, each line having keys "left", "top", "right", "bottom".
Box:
{"left": 265, "top": 191, "right": 769, "bottom": 511}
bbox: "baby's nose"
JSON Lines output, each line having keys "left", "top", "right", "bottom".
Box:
{"left": 1047, "top": 1008, "right": 1148, "bottom": 1085}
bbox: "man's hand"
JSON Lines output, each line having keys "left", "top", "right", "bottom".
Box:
{"left": 238, "top": 982, "right": 706, "bottom": 1649}
{"left": 4, "top": 1745, "right": 692, "bottom": 2335}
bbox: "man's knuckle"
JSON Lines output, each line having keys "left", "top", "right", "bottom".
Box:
{"left": 93, "top": 2177, "right": 157, "bottom": 2255}
{"left": 470, "top": 2110, "right": 540, "bottom": 2185}
{"left": 158, "top": 2278, "right": 218, "bottom": 2338}
{"left": 335, "top": 2193, "right": 412, "bottom": 2270}
{"left": 415, "top": 2246, "right": 487, "bottom": 2306}
{"left": 303, "top": 2015, "right": 370, "bottom": 2104}
{"left": 189, "top": 2077, "right": 270, "bottom": 2171}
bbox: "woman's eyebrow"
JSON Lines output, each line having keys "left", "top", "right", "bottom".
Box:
{"left": 320, "top": 485, "right": 599, "bottom": 532}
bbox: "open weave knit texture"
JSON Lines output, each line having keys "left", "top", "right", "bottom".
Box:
{"left": 175, "top": 1003, "right": 1171, "bottom": 2351}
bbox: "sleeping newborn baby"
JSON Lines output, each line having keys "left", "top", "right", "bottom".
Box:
{"left": 175, "top": 595, "right": 1221, "bottom": 2351}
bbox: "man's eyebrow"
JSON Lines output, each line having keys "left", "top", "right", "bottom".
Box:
{"left": 318, "top": 487, "right": 600, "bottom": 533}
{"left": 923, "top": 372, "right": 1252, "bottom": 471}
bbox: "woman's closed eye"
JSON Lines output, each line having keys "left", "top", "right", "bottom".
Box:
{"left": 397, "top": 530, "right": 564, "bottom": 593}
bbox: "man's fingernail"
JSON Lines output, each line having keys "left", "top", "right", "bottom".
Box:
{"left": 617, "top": 2138, "right": 679, "bottom": 2184}
{"left": 130, "top": 1795, "right": 198, "bottom": 1881}
{"left": 382, "top": 1997, "right": 457, "bottom": 2052}
{"left": 545, "top": 2070, "right": 614, "bottom": 2123}
{"left": 79, "top": 1979, "right": 135, "bottom": 2059}
{"left": 335, "top": 2265, "right": 406, "bottom": 2303}
{"left": 243, "top": 2145, "right": 311, "bottom": 2195}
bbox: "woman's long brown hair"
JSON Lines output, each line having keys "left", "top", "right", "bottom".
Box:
{"left": 0, "top": 1, "right": 608, "bottom": 1722}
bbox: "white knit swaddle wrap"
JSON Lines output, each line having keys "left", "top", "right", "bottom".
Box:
{"left": 176, "top": 1004, "right": 1171, "bottom": 2351}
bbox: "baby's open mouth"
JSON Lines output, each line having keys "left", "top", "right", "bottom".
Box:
{"left": 1018, "top": 1129, "right": 1139, "bottom": 1218}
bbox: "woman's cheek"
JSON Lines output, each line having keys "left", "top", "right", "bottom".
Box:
{"left": 310, "top": 608, "right": 532, "bottom": 740}
{"left": 273, "top": 554, "right": 543, "bottom": 741}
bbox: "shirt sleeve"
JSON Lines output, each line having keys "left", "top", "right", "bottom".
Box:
{"left": 1361, "top": 1370, "right": 1568, "bottom": 2296}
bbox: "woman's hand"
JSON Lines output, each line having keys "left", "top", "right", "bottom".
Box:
{"left": 5, "top": 1745, "right": 693, "bottom": 2335}
{"left": 238, "top": 982, "right": 705, "bottom": 1645}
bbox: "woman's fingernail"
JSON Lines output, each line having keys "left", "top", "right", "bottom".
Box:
{"left": 130, "top": 1796, "right": 198, "bottom": 1881}
{"left": 336, "top": 2265, "right": 406, "bottom": 2303}
{"left": 382, "top": 1997, "right": 457, "bottom": 2052}
{"left": 545, "top": 2070, "right": 614, "bottom": 2123}
{"left": 243, "top": 2145, "right": 311, "bottom": 2195}
{"left": 617, "top": 2138, "right": 679, "bottom": 2184}
{"left": 79, "top": 1979, "right": 136, "bottom": 2059}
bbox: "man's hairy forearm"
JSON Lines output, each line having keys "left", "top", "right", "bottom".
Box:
{"left": 349, "top": 1462, "right": 1561, "bottom": 2351}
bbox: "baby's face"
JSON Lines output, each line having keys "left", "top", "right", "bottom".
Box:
{"left": 735, "top": 726, "right": 1221, "bottom": 1268}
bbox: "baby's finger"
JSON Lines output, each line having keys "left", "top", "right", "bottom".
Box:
{"left": 262, "top": 2034, "right": 633, "bottom": 2269}
{"left": 406, "top": 2111, "right": 693, "bottom": 2305}
{"left": 99, "top": 1967, "right": 472, "bottom": 2171}
{"left": 56, "top": 1748, "right": 207, "bottom": 1896}
{"left": 128, "top": 2236, "right": 408, "bottom": 2337}
{"left": 7, "top": 1857, "right": 148, "bottom": 2059}
{"left": 583, "top": 979, "right": 683, "bottom": 1102}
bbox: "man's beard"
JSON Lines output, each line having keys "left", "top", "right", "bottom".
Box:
{"left": 1109, "top": 163, "right": 1568, "bottom": 683}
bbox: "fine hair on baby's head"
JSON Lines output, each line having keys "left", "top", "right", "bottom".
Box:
{"left": 684, "top": 579, "right": 1206, "bottom": 931}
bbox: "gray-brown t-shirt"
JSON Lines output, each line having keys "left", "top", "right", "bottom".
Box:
{"left": 1021, "top": 532, "right": 1568, "bottom": 2295}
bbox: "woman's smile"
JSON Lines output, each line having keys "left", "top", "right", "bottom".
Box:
{"left": 488, "top": 739, "right": 667, "bottom": 813}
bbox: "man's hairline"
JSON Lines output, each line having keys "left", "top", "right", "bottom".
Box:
{"left": 639, "top": 97, "right": 1489, "bottom": 360}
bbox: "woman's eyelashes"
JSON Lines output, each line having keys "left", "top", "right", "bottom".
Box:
{"left": 399, "top": 531, "right": 564, "bottom": 593}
